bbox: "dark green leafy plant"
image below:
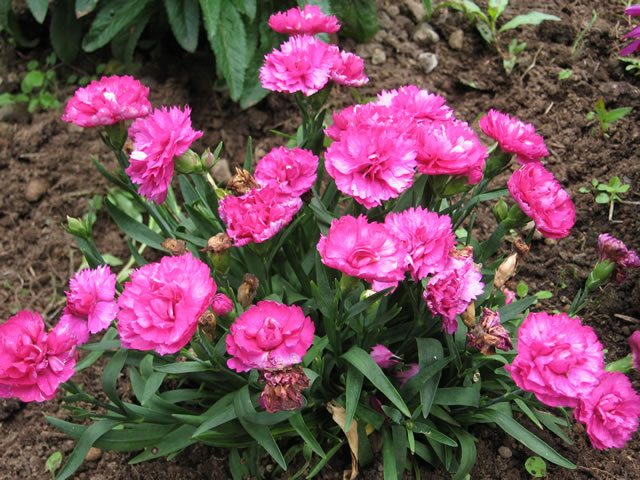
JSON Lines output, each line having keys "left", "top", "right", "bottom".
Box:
{"left": 0, "top": 53, "right": 61, "bottom": 112}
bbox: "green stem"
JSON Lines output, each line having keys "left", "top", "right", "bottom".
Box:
{"left": 480, "top": 388, "right": 523, "bottom": 409}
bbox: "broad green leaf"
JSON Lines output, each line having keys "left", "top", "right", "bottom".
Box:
{"left": 525, "top": 456, "right": 548, "bottom": 477}
{"left": 342, "top": 346, "right": 410, "bottom": 417}
{"left": 75, "top": 0, "right": 99, "bottom": 18}
{"left": 382, "top": 427, "right": 398, "bottom": 480}
{"left": 451, "top": 428, "right": 476, "bottom": 480}
{"left": 45, "top": 451, "right": 62, "bottom": 473}
{"left": 110, "top": 2, "right": 154, "bottom": 64}
{"left": 499, "top": 12, "right": 560, "bottom": 33}
{"left": 604, "top": 106, "right": 632, "bottom": 124}
{"left": 21, "top": 70, "right": 44, "bottom": 94}
{"left": 332, "top": 0, "right": 379, "bottom": 42}
{"left": 199, "top": 0, "right": 222, "bottom": 39}
{"left": 164, "top": 0, "right": 200, "bottom": 52}
{"left": 230, "top": 0, "right": 256, "bottom": 21}
{"left": 595, "top": 192, "right": 610, "bottom": 204}
{"left": 51, "top": 0, "right": 82, "bottom": 63}
{"left": 104, "top": 198, "right": 168, "bottom": 251}
{"left": 27, "top": 0, "right": 48, "bottom": 23}
{"left": 289, "top": 412, "right": 326, "bottom": 458}
{"left": 417, "top": 338, "right": 443, "bottom": 418}
{"left": 82, "top": 0, "right": 153, "bottom": 52}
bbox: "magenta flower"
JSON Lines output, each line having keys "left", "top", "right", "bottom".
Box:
{"left": 423, "top": 250, "right": 484, "bottom": 334}
{"left": 260, "top": 35, "right": 339, "bottom": 96}
{"left": 505, "top": 312, "right": 604, "bottom": 408}
{"left": 501, "top": 286, "right": 516, "bottom": 305}
{"left": 117, "top": 253, "right": 216, "bottom": 355}
{"left": 370, "top": 344, "right": 400, "bottom": 368}
{"left": 57, "top": 265, "right": 118, "bottom": 345}
{"left": 268, "top": 5, "right": 340, "bottom": 35}
{"left": 259, "top": 366, "right": 311, "bottom": 413}
{"left": 479, "top": 109, "right": 549, "bottom": 164}
{"left": 597, "top": 233, "right": 640, "bottom": 284}
{"left": 61, "top": 75, "right": 151, "bottom": 128}
{"left": 622, "top": 6, "right": 640, "bottom": 56}
{"left": 325, "top": 103, "right": 411, "bottom": 142}
{"left": 466, "top": 308, "right": 513, "bottom": 355}
{"left": 331, "top": 50, "right": 369, "bottom": 87}
{"left": 219, "top": 185, "right": 303, "bottom": 247}
{"left": 0, "top": 311, "right": 76, "bottom": 402}
{"left": 574, "top": 371, "right": 640, "bottom": 449}
{"left": 397, "top": 363, "right": 419, "bottom": 389}
{"left": 631, "top": 331, "right": 640, "bottom": 371}
{"left": 212, "top": 293, "right": 233, "bottom": 316}
{"left": 377, "top": 85, "right": 454, "bottom": 127}
{"left": 416, "top": 120, "right": 488, "bottom": 184}
{"left": 384, "top": 207, "right": 455, "bottom": 281}
{"left": 317, "top": 215, "right": 409, "bottom": 291}
{"left": 324, "top": 124, "right": 417, "bottom": 208}
{"left": 254, "top": 146, "right": 319, "bottom": 196}
{"left": 126, "top": 106, "right": 203, "bottom": 204}
{"left": 508, "top": 163, "right": 575, "bottom": 239}
{"left": 226, "top": 301, "right": 315, "bottom": 372}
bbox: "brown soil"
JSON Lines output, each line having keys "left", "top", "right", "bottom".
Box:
{"left": 1, "top": 0, "right": 639, "bottom": 479}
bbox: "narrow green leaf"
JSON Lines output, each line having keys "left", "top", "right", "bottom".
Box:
{"left": 344, "top": 365, "right": 363, "bottom": 431}
{"left": 306, "top": 440, "right": 344, "bottom": 478}
{"left": 164, "top": 0, "right": 200, "bottom": 52}
{"left": 154, "top": 361, "right": 212, "bottom": 374}
{"left": 451, "top": 428, "right": 477, "bottom": 480}
{"left": 27, "top": 0, "right": 48, "bottom": 23}
{"left": 141, "top": 372, "right": 167, "bottom": 405}
{"left": 412, "top": 421, "right": 458, "bottom": 447}
{"left": 498, "top": 296, "right": 538, "bottom": 322}
{"left": 381, "top": 427, "right": 398, "bottom": 480}
{"left": 129, "top": 424, "right": 197, "bottom": 463}
{"left": 533, "top": 409, "right": 572, "bottom": 444}
{"left": 433, "top": 387, "right": 480, "bottom": 407}
{"left": 514, "top": 398, "right": 543, "bottom": 430}
{"left": 499, "top": 12, "right": 560, "bottom": 33}
{"left": 102, "top": 349, "right": 128, "bottom": 412}
{"left": 104, "top": 198, "right": 168, "bottom": 251}
{"left": 604, "top": 106, "right": 632, "bottom": 124}
{"left": 76, "top": 327, "right": 119, "bottom": 371}
{"left": 342, "top": 346, "right": 410, "bottom": 417}
{"left": 289, "top": 412, "right": 326, "bottom": 458}
{"left": 75, "top": 0, "right": 99, "bottom": 18}
{"left": 192, "top": 393, "right": 237, "bottom": 436}
{"left": 416, "top": 338, "right": 443, "bottom": 418}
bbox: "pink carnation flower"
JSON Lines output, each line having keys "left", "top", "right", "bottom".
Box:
{"left": 508, "top": 163, "right": 575, "bottom": 239}
{"left": 254, "top": 146, "right": 319, "bottom": 196}
{"left": 324, "top": 103, "right": 411, "bottom": 142}
{"left": 630, "top": 331, "right": 640, "bottom": 371}
{"left": 324, "top": 124, "right": 417, "bottom": 208}
{"left": 126, "top": 106, "right": 203, "bottom": 204}
{"left": 317, "top": 215, "right": 409, "bottom": 291}
{"left": 505, "top": 312, "right": 604, "bottom": 408}
{"left": 384, "top": 207, "right": 455, "bottom": 281}
{"left": 397, "top": 363, "right": 419, "bottom": 389}
{"left": 416, "top": 120, "right": 488, "bottom": 184}
{"left": 331, "top": 50, "right": 369, "bottom": 87}
{"left": 219, "top": 185, "right": 303, "bottom": 247}
{"left": 370, "top": 344, "right": 400, "bottom": 368}
{"left": 268, "top": 5, "right": 340, "bottom": 35}
{"left": 377, "top": 85, "right": 454, "bottom": 127}
{"left": 597, "top": 233, "right": 640, "bottom": 284}
{"left": 479, "top": 109, "right": 549, "bottom": 164}
{"left": 501, "top": 286, "right": 516, "bottom": 305}
{"left": 574, "top": 371, "right": 640, "bottom": 449}
{"left": 61, "top": 75, "right": 151, "bottom": 128}
{"left": 0, "top": 311, "right": 76, "bottom": 402}
{"left": 117, "top": 253, "right": 216, "bottom": 355}
{"left": 260, "top": 35, "right": 339, "bottom": 96}
{"left": 57, "top": 265, "right": 119, "bottom": 345}
{"left": 423, "top": 251, "right": 484, "bottom": 334}
{"left": 212, "top": 293, "right": 233, "bottom": 316}
{"left": 226, "top": 301, "right": 315, "bottom": 372}
{"left": 622, "top": 6, "right": 640, "bottom": 56}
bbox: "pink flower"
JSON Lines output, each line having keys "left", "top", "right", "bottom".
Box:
{"left": 117, "top": 253, "right": 216, "bottom": 355}
{"left": 397, "top": 363, "right": 419, "bottom": 389}
{"left": 324, "top": 124, "right": 417, "bottom": 208}
{"left": 479, "top": 109, "right": 549, "bottom": 164}
{"left": 370, "top": 344, "right": 400, "bottom": 368}
{"left": 505, "top": 312, "right": 604, "bottom": 408}
{"left": 574, "top": 371, "right": 640, "bottom": 449}
{"left": 126, "top": 106, "right": 203, "bottom": 204}
{"left": 325, "top": 103, "right": 411, "bottom": 142}
{"left": 226, "top": 301, "right": 315, "bottom": 372}
{"left": 268, "top": 5, "right": 340, "bottom": 35}
{"left": 317, "top": 215, "right": 409, "bottom": 291}
{"left": 416, "top": 120, "right": 488, "bottom": 184}
{"left": 259, "top": 366, "right": 311, "bottom": 413}
{"left": 508, "top": 163, "right": 575, "bottom": 239}
{"left": 219, "top": 185, "right": 303, "bottom": 247}
{"left": 384, "top": 207, "right": 455, "bottom": 281}
{"left": 61, "top": 75, "right": 151, "bottom": 128}
{"left": 212, "top": 293, "right": 233, "bottom": 316}
{"left": 0, "top": 311, "right": 76, "bottom": 402}
{"left": 597, "top": 233, "right": 640, "bottom": 284}
{"left": 423, "top": 250, "right": 484, "bottom": 334}
{"left": 630, "top": 331, "right": 640, "bottom": 371}
{"left": 466, "top": 308, "right": 513, "bottom": 355}
{"left": 331, "top": 50, "right": 369, "bottom": 87}
{"left": 254, "top": 146, "right": 318, "bottom": 196}
{"left": 260, "top": 35, "right": 339, "bottom": 96}
{"left": 377, "top": 85, "right": 454, "bottom": 127}
{"left": 57, "top": 266, "right": 119, "bottom": 345}
{"left": 622, "top": 6, "right": 640, "bottom": 56}
{"left": 501, "top": 286, "right": 516, "bottom": 305}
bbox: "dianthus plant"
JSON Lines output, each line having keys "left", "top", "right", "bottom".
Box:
{"left": 10, "top": 5, "right": 639, "bottom": 480}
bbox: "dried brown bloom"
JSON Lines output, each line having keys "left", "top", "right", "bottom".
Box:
{"left": 466, "top": 308, "right": 513, "bottom": 355}
{"left": 494, "top": 253, "right": 518, "bottom": 288}
{"left": 227, "top": 168, "right": 259, "bottom": 196}
{"left": 514, "top": 237, "right": 530, "bottom": 257}
{"left": 202, "top": 233, "right": 233, "bottom": 253}
{"left": 162, "top": 238, "right": 186, "bottom": 256}
{"left": 237, "top": 273, "right": 259, "bottom": 307}
{"left": 258, "top": 366, "right": 310, "bottom": 413}
{"left": 198, "top": 310, "right": 217, "bottom": 340}
{"left": 461, "top": 301, "right": 476, "bottom": 329}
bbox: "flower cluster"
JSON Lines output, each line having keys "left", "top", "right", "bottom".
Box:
{"left": 597, "top": 233, "right": 640, "bottom": 283}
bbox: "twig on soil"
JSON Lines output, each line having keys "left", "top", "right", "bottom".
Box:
{"left": 544, "top": 101, "right": 554, "bottom": 115}
{"left": 519, "top": 46, "right": 543, "bottom": 85}
{"left": 578, "top": 465, "right": 625, "bottom": 480}
{"left": 614, "top": 313, "right": 640, "bottom": 324}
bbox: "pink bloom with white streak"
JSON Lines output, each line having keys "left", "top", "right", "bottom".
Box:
{"left": 331, "top": 50, "right": 369, "bottom": 87}
{"left": 324, "top": 124, "right": 417, "bottom": 208}
{"left": 127, "top": 106, "right": 203, "bottom": 204}
{"left": 370, "top": 344, "right": 400, "bottom": 368}
{"left": 0, "top": 311, "right": 77, "bottom": 402}
{"left": 57, "top": 265, "right": 118, "bottom": 345}
{"left": 268, "top": 5, "right": 340, "bottom": 35}
{"left": 324, "top": 103, "right": 411, "bottom": 142}
{"left": 61, "top": 75, "right": 151, "bottom": 128}
{"left": 479, "top": 109, "right": 549, "bottom": 164}
{"left": 574, "top": 371, "right": 640, "bottom": 449}
{"left": 630, "top": 331, "right": 640, "bottom": 371}
{"left": 254, "top": 146, "right": 318, "bottom": 196}
{"left": 384, "top": 207, "right": 455, "bottom": 281}
{"left": 377, "top": 85, "right": 454, "bottom": 127}
{"left": 260, "top": 35, "right": 339, "bottom": 96}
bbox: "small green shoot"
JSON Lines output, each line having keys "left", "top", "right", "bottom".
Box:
{"left": 619, "top": 56, "right": 640, "bottom": 76}
{"left": 585, "top": 99, "right": 632, "bottom": 138}
{"left": 0, "top": 53, "right": 61, "bottom": 112}
{"left": 579, "top": 177, "right": 631, "bottom": 221}
{"left": 503, "top": 38, "right": 527, "bottom": 75}
{"left": 557, "top": 69, "right": 572, "bottom": 81}
{"left": 571, "top": 10, "right": 597, "bottom": 58}
{"left": 525, "top": 456, "right": 548, "bottom": 477}
{"left": 45, "top": 451, "right": 63, "bottom": 479}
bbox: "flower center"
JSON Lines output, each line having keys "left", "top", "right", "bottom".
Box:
{"left": 256, "top": 317, "right": 284, "bottom": 350}
{"left": 347, "top": 246, "right": 380, "bottom": 268}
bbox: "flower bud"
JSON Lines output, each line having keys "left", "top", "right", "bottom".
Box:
{"left": 492, "top": 198, "right": 509, "bottom": 223}
{"left": 461, "top": 301, "right": 476, "bottom": 329}
{"left": 494, "top": 253, "right": 518, "bottom": 288}
{"left": 339, "top": 273, "right": 360, "bottom": 295}
{"left": 585, "top": 260, "right": 615, "bottom": 291}
{"left": 227, "top": 168, "right": 259, "bottom": 196}
{"left": 162, "top": 238, "right": 186, "bottom": 256}
{"left": 237, "top": 273, "right": 259, "bottom": 307}
{"left": 201, "top": 233, "right": 232, "bottom": 276}
{"left": 201, "top": 148, "right": 216, "bottom": 171}
{"left": 66, "top": 216, "right": 89, "bottom": 237}
{"left": 174, "top": 149, "right": 201, "bottom": 175}
{"left": 104, "top": 122, "right": 128, "bottom": 151}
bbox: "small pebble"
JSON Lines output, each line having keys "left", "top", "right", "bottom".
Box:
{"left": 404, "top": 0, "right": 426, "bottom": 22}
{"left": 25, "top": 179, "right": 50, "bottom": 202}
{"left": 498, "top": 446, "right": 512, "bottom": 459}
{"left": 418, "top": 52, "right": 438, "bottom": 74}
{"left": 371, "top": 48, "right": 387, "bottom": 65}
{"left": 85, "top": 447, "right": 102, "bottom": 462}
{"left": 386, "top": 5, "right": 400, "bottom": 17}
{"left": 622, "top": 326, "right": 631, "bottom": 336}
{"left": 413, "top": 23, "right": 440, "bottom": 44}
{"left": 448, "top": 29, "right": 464, "bottom": 50}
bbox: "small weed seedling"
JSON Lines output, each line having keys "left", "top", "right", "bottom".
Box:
{"left": 579, "top": 176, "right": 632, "bottom": 221}
{"left": 619, "top": 56, "right": 640, "bottom": 76}
{"left": 586, "top": 98, "right": 632, "bottom": 138}
{"left": 557, "top": 69, "right": 573, "bottom": 81}
{"left": 525, "top": 456, "right": 548, "bottom": 478}
{"left": 0, "top": 53, "right": 61, "bottom": 112}
{"left": 571, "top": 10, "right": 597, "bottom": 58}
{"left": 45, "top": 451, "right": 62, "bottom": 479}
